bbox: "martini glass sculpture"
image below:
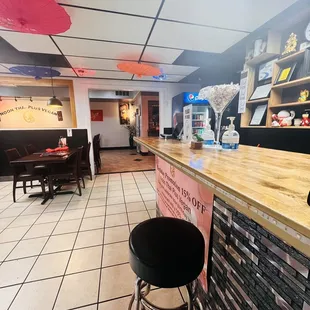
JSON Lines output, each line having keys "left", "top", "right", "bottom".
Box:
{"left": 198, "top": 83, "right": 240, "bottom": 146}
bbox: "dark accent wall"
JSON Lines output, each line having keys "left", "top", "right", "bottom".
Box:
{"left": 0, "top": 129, "right": 88, "bottom": 176}
{"left": 239, "top": 128, "right": 310, "bottom": 154}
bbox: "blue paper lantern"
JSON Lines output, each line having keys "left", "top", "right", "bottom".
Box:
{"left": 9, "top": 66, "right": 61, "bottom": 79}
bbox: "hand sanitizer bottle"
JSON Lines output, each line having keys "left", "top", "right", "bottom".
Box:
{"left": 202, "top": 118, "right": 215, "bottom": 146}
{"left": 222, "top": 117, "right": 239, "bottom": 150}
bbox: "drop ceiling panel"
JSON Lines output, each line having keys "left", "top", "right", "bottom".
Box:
{"left": 58, "top": 0, "right": 161, "bottom": 17}
{"left": 66, "top": 56, "right": 120, "bottom": 71}
{"left": 0, "top": 64, "right": 11, "bottom": 73}
{"left": 144, "top": 63, "right": 199, "bottom": 75}
{"left": 133, "top": 75, "right": 186, "bottom": 82}
{"left": 60, "top": 6, "right": 153, "bottom": 44}
{"left": 0, "top": 31, "right": 61, "bottom": 55}
{"left": 149, "top": 20, "right": 248, "bottom": 53}
{"left": 160, "top": 0, "right": 297, "bottom": 32}
{"left": 91, "top": 71, "right": 132, "bottom": 79}
{"left": 53, "top": 37, "right": 143, "bottom": 60}
{"left": 141, "top": 46, "right": 183, "bottom": 64}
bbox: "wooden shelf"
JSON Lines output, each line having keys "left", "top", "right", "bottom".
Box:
{"left": 270, "top": 126, "right": 310, "bottom": 129}
{"left": 246, "top": 98, "right": 269, "bottom": 104}
{"left": 241, "top": 126, "right": 266, "bottom": 128}
{"left": 246, "top": 52, "right": 279, "bottom": 66}
{"left": 269, "top": 100, "right": 310, "bottom": 108}
{"left": 272, "top": 76, "right": 310, "bottom": 89}
{"left": 276, "top": 50, "right": 305, "bottom": 65}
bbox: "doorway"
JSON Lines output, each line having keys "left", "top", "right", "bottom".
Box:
{"left": 88, "top": 90, "right": 158, "bottom": 174}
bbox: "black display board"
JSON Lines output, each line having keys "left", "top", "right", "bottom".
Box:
{"left": 0, "top": 129, "right": 88, "bottom": 176}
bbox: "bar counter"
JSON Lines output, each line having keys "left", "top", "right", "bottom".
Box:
{"left": 135, "top": 137, "right": 310, "bottom": 310}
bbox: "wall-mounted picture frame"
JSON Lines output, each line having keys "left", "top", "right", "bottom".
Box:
{"left": 258, "top": 58, "right": 278, "bottom": 82}
{"left": 250, "top": 104, "right": 267, "bottom": 126}
{"left": 119, "top": 102, "right": 130, "bottom": 125}
{"left": 91, "top": 110, "right": 103, "bottom": 122}
{"left": 249, "top": 84, "right": 272, "bottom": 101}
{"left": 274, "top": 62, "right": 297, "bottom": 85}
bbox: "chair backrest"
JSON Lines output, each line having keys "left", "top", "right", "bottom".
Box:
{"left": 24, "top": 144, "right": 37, "bottom": 155}
{"left": 85, "top": 142, "right": 91, "bottom": 164}
{"left": 5, "top": 148, "right": 21, "bottom": 162}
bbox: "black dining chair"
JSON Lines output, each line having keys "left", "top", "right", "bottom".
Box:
{"left": 93, "top": 134, "right": 101, "bottom": 174}
{"left": 24, "top": 144, "right": 38, "bottom": 155}
{"left": 48, "top": 146, "right": 84, "bottom": 198}
{"left": 5, "top": 148, "right": 46, "bottom": 202}
{"left": 81, "top": 142, "right": 92, "bottom": 180}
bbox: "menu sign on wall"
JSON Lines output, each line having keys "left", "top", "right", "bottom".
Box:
{"left": 0, "top": 99, "right": 72, "bottom": 128}
{"left": 155, "top": 156, "right": 213, "bottom": 291}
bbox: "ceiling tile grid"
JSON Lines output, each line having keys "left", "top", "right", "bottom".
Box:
{"left": 0, "top": 0, "right": 299, "bottom": 82}
{"left": 0, "top": 31, "right": 61, "bottom": 55}
{"left": 57, "top": 0, "right": 162, "bottom": 17}
{"left": 60, "top": 6, "right": 154, "bottom": 44}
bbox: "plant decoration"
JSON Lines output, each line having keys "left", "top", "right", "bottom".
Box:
{"left": 124, "top": 125, "right": 136, "bottom": 137}
{"left": 193, "top": 134, "right": 204, "bottom": 142}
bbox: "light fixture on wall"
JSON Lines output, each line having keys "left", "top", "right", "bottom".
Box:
{"left": 47, "top": 68, "right": 62, "bottom": 108}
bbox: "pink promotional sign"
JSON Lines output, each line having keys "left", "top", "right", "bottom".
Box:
{"left": 155, "top": 156, "right": 213, "bottom": 291}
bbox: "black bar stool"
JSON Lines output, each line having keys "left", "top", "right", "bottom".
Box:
{"left": 128, "top": 217, "right": 205, "bottom": 310}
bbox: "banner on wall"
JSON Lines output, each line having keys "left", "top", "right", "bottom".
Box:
{"left": 155, "top": 156, "right": 213, "bottom": 291}
{"left": 0, "top": 99, "right": 72, "bottom": 128}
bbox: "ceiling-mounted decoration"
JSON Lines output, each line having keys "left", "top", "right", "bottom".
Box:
{"left": 9, "top": 66, "right": 60, "bottom": 80}
{"left": 0, "top": 0, "right": 71, "bottom": 35}
{"left": 153, "top": 70, "right": 167, "bottom": 81}
{"left": 117, "top": 62, "right": 161, "bottom": 78}
{"left": 74, "top": 68, "right": 96, "bottom": 77}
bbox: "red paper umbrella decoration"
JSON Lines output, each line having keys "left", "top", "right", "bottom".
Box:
{"left": 74, "top": 68, "right": 96, "bottom": 77}
{"left": 117, "top": 62, "right": 161, "bottom": 78}
{"left": 0, "top": 0, "right": 71, "bottom": 34}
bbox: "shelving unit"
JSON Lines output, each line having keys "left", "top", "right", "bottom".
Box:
{"left": 241, "top": 45, "right": 310, "bottom": 129}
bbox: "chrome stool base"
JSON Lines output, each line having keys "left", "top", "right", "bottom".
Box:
{"left": 128, "top": 277, "right": 203, "bottom": 310}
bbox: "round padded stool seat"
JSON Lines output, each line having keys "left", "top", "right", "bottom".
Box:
{"left": 129, "top": 217, "right": 205, "bottom": 288}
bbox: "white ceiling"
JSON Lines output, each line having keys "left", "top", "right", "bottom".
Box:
{"left": 0, "top": 31, "right": 61, "bottom": 55}
{"left": 0, "top": 0, "right": 298, "bottom": 82}
{"left": 160, "top": 0, "right": 297, "bottom": 32}
{"left": 57, "top": 0, "right": 162, "bottom": 17}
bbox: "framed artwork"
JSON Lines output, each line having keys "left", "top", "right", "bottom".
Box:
{"left": 258, "top": 58, "right": 278, "bottom": 82}
{"left": 57, "top": 111, "right": 63, "bottom": 121}
{"left": 249, "top": 84, "right": 272, "bottom": 101}
{"left": 250, "top": 104, "right": 267, "bottom": 126}
{"left": 119, "top": 102, "right": 130, "bottom": 125}
{"left": 91, "top": 110, "right": 103, "bottom": 122}
{"left": 274, "top": 62, "right": 297, "bottom": 85}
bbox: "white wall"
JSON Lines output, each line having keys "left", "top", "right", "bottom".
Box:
{"left": 90, "top": 100, "right": 130, "bottom": 148}
{"left": 73, "top": 78, "right": 201, "bottom": 174}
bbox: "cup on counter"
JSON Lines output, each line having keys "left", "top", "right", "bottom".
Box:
{"left": 294, "top": 118, "right": 302, "bottom": 126}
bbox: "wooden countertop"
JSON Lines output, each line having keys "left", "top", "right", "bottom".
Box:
{"left": 135, "top": 137, "right": 310, "bottom": 242}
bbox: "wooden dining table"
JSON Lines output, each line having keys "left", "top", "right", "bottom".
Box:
{"left": 10, "top": 149, "right": 78, "bottom": 204}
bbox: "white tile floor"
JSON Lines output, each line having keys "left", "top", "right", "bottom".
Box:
{"left": 0, "top": 171, "right": 186, "bottom": 310}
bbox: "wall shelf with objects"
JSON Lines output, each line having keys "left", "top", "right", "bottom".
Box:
{"left": 241, "top": 37, "right": 310, "bottom": 129}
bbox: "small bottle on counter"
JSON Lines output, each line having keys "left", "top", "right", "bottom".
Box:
{"left": 202, "top": 118, "right": 214, "bottom": 146}
{"left": 222, "top": 117, "right": 239, "bottom": 150}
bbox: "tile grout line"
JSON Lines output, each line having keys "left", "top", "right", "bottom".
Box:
{"left": 96, "top": 174, "right": 109, "bottom": 310}
{"left": 6, "top": 185, "right": 80, "bottom": 310}
{"left": 51, "top": 179, "right": 98, "bottom": 310}
{"left": 0, "top": 261, "right": 130, "bottom": 291}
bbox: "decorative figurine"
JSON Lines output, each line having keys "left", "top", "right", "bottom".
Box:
{"left": 298, "top": 89, "right": 309, "bottom": 102}
{"left": 282, "top": 33, "right": 298, "bottom": 56}
{"left": 301, "top": 112, "right": 310, "bottom": 126}
{"left": 272, "top": 110, "right": 295, "bottom": 127}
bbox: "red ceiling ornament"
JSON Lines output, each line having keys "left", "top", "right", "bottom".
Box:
{"left": 74, "top": 68, "right": 96, "bottom": 77}
{"left": 0, "top": 0, "right": 71, "bottom": 35}
{"left": 117, "top": 62, "right": 161, "bottom": 78}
